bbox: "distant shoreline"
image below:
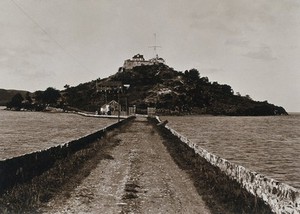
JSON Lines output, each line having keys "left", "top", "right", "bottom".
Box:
{"left": 1, "top": 106, "right": 299, "bottom": 117}
{"left": 288, "top": 112, "right": 300, "bottom": 115}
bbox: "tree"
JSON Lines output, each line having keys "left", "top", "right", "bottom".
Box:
{"left": 34, "top": 90, "right": 44, "bottom": 103}
{"left": 221, "top": 84, "right": 233, "bottom": 95}
{"left": 6, "top": 93, "right": 24, "bottom": 109}
{"left": 212, "top": 81, "right": 219, "bottom": 86}
{"left": 25, "top": 92, "right": 32, "bottom": 103}
{"left": 200, "top": 76, "right": 209, "bottom": 83}
{"left": 42, "top": 87, "right": 61, "bottom": 104}
{"left": 184, "top": 69, "right": 200, "bottom": 82}
{"left": 245, "top": 94, "right": 252, "bottom": 100}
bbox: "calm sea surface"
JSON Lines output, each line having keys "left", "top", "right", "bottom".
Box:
{"left": 0, "top": 108, "right": 118, "bottom": 160}
{"left": 162, "top": 114, "right": 300, "bottom": 189}
{"left": 1, "top": 108, "right": 299, "bottom": 189}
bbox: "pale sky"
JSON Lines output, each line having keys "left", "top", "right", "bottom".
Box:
{"left": 0, "top": 0, "right": 299, "bottom": 112}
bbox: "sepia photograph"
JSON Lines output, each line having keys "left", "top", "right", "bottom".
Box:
{"left": 0, "top": 0, "right": 299, "bottom": 213}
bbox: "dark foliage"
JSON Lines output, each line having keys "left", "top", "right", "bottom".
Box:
{"left": 42, "top": 87, "right": 61, "bottom": 104}
{"left": 6, "top": 93, "right": 24, "bottom": 110}
{"left": 0, "top": 89, "right": 29, "bottom": 106}
{"left": 6, "top": 87, "right": 63, "bottom": 111}
{"left": 58, "top": 63, "right": 288, "bottom": 116}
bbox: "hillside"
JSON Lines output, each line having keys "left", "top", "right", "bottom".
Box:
{"left": 63, "top": 61, "right": 287, "bottom": 116}
{"left": 0, "top": 89, "right": 29, "bottom": 106}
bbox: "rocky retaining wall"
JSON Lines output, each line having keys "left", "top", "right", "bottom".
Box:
{"left": 154, "top": 116, "right": 300, "bottom": 214}
{"left": 0, "top": 116, "right": 134, "bottom": 194}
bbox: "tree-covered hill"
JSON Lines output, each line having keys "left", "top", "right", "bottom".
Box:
{"left": 0, "top": 89, "right": 29, "bottom": 106}
{"left": 4, "top": 59, "right": 287, "bottom": 115}
{"left": 63, "top": 63, "right": 287, "bottom": 116}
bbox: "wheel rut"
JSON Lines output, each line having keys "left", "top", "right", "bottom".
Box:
{"left": 41, "top": 118, "right": 211, "bottom": 214}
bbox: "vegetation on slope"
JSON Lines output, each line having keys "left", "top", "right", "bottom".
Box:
{"left": 4, "top": 62, "right": 287, "bottom": 116}
{"left": 0, "top": 89, "right": 29, "bottom": 106}
{"left": 63, "top": 63, "right": 287, "bottom": 116}
{"left": 5, "top": 87, "right": 62, "bottom": 111}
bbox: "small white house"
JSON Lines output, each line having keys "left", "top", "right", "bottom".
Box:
{"left": 100, "top": 100, "right": 120, "bottom": 115}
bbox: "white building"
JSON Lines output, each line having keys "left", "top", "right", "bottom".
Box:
{"left": 122, "top": 54, "right": 165, "bottom": 70}
{"left": 100, "top": 100, "right": 120, "bottom": 115}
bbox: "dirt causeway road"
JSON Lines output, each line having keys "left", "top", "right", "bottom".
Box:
{"left": 41, "top": 117, "right": 211, "bottom": 214}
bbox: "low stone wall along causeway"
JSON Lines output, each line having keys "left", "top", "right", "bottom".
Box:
{"left": 154, "top": 116, "right": 300, "bottom": 214}
{"left": 0, "top": 116, "right": 134, "bottom": 194}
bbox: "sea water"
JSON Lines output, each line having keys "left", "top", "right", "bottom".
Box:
{"left": 1, "top": 108, "right": 299, "bottom": 189}
{"left": 0, "top": 108, "right": 117, "bottom": 160}
{"left": 162, "top": 114, "right": 300, "bottom": 189}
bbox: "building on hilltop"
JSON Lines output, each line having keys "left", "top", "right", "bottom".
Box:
{"left": 132, "top": 54, "right": 145, "bottom": 61}
{"left": 122, "top": 53, "right": 165, "bottom": 70}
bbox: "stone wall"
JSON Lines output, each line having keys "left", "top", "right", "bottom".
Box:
{"left": 123, "top": 59, "right": 155, "bottom": 70}
{"left": 0, "top": 116, "right": 134, "bottom": 194}
{"left": 154, "top": 116, "right": 300, "bottom": 214}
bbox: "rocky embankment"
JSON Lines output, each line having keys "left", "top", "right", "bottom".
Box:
{"left": 1, "top": 117, "right": 291, "bottom": 213}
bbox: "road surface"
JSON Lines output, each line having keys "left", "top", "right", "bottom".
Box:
{"left": 41, "top": 117, "right": 211, "bottom": 214}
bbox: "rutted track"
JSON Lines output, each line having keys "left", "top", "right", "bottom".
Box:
{"left": 40, "top": 117, "right": 211, "bottom": 213}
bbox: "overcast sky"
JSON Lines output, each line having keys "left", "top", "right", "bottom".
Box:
{"left": 0, "top": 0, "right": 299, "bottom": 112}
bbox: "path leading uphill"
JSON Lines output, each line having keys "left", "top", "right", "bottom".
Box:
{"left": 41, "top": 117, "right": 211, "bottom": 213}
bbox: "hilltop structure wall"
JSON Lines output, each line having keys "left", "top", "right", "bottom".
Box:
{"left": 122, "top": 53, "right": 165, "bottom": 70}
{"left": 123, "top": 60, "right": 155, "bottom": 70}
